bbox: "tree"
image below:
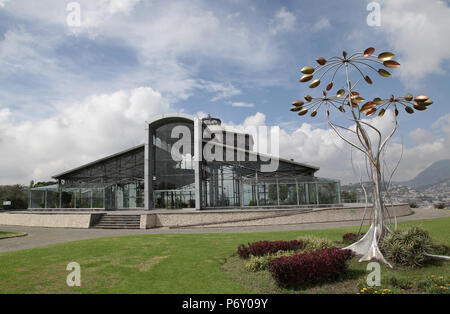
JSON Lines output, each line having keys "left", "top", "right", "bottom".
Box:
{"left": 341, "top": 190, "right": 357, "bottom": 203}
{"left": 291, "top": 48, "right": 433, "bottom": 267}
{"left": 0, "top": 185, "right": 29, "bottom": 210}
{"left": 32, "top": 181, "right": 58, "bottom": 188}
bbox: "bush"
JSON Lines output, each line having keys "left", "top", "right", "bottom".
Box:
{"left": 237, "top": 240, "right": 303, "bottom": 259}
{"left": 381, "top": 227, "right": 433, "bottom": 267}
{"left": 434, "top": 203, "right": 447, "bottom": 209}
{"left": 387, "top": 277, "right": 414, "bottom": 290}
{"left": 237, "top": 244, "right": 250, "bottom": 259}
{"left": 430, "top": 243, "right": 450, "bottom": 256}
{"left": 342, "top": 233, "right": 363, "bottom": 244}
{"left": 297, "top": 235, "right": 336, "bottom": 251}
{"left": 245, "top": 251, "right": 296, "bottom": 272}
{"left": 268, "top": 248, "right": 354, "bottom": 287}
{"left": 408, "top": 202, "right": 419, "bottom": 208}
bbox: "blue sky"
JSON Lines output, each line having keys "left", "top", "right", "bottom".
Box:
{"left": 0, "top": 0, "right": 449, "bottom": 184}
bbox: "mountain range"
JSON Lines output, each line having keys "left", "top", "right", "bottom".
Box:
{"left": 397, "top": 159, "right": 450, "bottom": 191}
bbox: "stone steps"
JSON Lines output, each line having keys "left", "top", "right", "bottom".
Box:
{"left": 92, "top": 214, "right": 141, "bottom": 229}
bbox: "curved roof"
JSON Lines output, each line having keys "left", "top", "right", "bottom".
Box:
{"left": 147, "top": 112, "right": 196, "bottom": 128}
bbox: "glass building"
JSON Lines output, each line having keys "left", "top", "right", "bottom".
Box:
{"left": 29, "top": 113, "right": 341, "bottom": 210}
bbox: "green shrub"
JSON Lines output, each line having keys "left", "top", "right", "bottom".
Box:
{"left": 430, "top": 243, "right": 450, "bottom": 256}
{"left": 387, "top": 277, "right": 413, "bottom": 290}
{"left": 381, "top": 227, "right": 433, "bottom": 267}
{"left": 408, "top": 202, "right": 419, "bottom": 208}
{"left": 434, "top": 203, "right": 447, "bottom": 209}
{"left": 245, "top": 251, "right": 296, "bottom": 272}
{"left": 297, "top": 235, "right": 336, "bottom": 251}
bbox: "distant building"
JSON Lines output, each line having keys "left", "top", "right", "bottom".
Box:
{"left": 29, "top": 113, "right": 341, "bottom": 210}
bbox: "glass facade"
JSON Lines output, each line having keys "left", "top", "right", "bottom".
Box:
{"left": 200, "top": 159, "right": 340, "bottom": 208}
{"left": 31, "top": 115, "right": 341, "bottom": 210}
{"left": 152, "top": 121, "right": 196, "bottom": 209}
{"left": 202, "top": 162, "right": 241, "bottom": 207}
{"left": 30, "top": 182, "right": 145, "bottom": 209}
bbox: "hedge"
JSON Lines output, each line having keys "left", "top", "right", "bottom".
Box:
{"left": 237, "top": 240, "right": 303, "bottom": 259}
{"left": 269, "top": 248, "right": 354, "bottom": 287}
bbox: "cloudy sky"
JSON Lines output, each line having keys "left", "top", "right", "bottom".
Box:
{"left": 0, "top": 0, "right": 449, "bottom": 185}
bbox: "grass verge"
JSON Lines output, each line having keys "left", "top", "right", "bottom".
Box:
{"left": 0, "top": 231, "right": 25, "bottom": 239}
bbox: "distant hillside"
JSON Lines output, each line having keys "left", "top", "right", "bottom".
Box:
{"left": 399, "top": 160, "right": 450, "bottom": 191}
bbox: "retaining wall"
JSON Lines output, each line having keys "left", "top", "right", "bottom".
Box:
{"left": 0, "top": 213, "right": 93, "bottom": 229}
{"left": 142, "top": 204, "right": 412, "bottom": 229}
{"left": 0, "top": 204, "right": 412, "bottom": 229}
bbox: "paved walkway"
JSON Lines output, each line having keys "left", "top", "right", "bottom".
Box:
{"left": 0, "top": 207, "right": 448, "bottom": 253}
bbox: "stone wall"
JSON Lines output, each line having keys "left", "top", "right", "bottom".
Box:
{"left": 141, "top": 204, "right": 412, "bottom": 229}
{"left": 0, "top": 213, "right": 92, "bottom": 229}
{"left": 0, "top": 204, "right": 412, "bottom": 229}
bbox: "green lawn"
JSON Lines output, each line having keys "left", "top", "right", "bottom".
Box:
{"left": 0, "top": 218, "right": 449, "bottom": 294}
{"left": 0, "top": 231, "right": 24, "bottom": 239}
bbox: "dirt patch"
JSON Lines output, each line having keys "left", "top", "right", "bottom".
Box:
{"left": 137, "top": 256, "right": 168, "bottom": 272}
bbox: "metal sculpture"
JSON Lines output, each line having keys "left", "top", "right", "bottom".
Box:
{"left": 291, "top": 48, "right": 432, "bottom": 267}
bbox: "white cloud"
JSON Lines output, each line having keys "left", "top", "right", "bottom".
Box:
{"left": 433, "top": 113, "right": 450, "bottom": 134}
{"left": 379, "top": 0, "right": 450, "bottom": 86}
{"left": 231, "top": 101, "right": 255, "bottom": 108}
{"left": 312, "top": 17, "right": 331, "bottom": 32}
{"left": 0, "top": 0, "right": 8, "bottom": 7}
{"left": 0, "top": 108, "right": 11, "bottom": 121}
{"left": 0, "top": 28, "right": 54, "bottom": 73}
{"left": 243, "top": 112, "right": 266, "bottom": 128}
{"left": 2, "top": 0, "right": 280, "bottom": 70}
{"left": 409, "top": 128, "right": 434, "bottom": 144}
{"left": 199, "top": 81, "right": 242, "bottom": 101}
{"left": 0, "top": 86, "right": 170, "bottom": 184}
{"left": 269, "top": 7, "right": 296, "bottom": 35}
{"left": 0, "top": 0, "right": 282, "bottom": 111}
{"left": 68, "top": 0, "right": 141, "bottom": 34}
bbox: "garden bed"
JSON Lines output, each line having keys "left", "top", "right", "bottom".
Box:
{"left": 221, "top": 250, "right": 449, "bottom": 294}
{"left": 222, "top": 230, "right": 450, "bottom": 294}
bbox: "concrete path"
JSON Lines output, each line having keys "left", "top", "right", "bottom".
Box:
{"left": 0, "top": 207, "right": 448, "bottom": 253}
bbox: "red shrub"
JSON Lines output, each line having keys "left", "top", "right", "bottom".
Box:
{"left": 342, "top": 233, "right": 363, "bottom": 244}
{"left": 237, "top": 244, "right": 250, "bottom": 259}
{"left": 236, "top": 240, "right": 303, "bottom": 259}
{"left": 269, "top": 248, "right": 354, "bottom": 287}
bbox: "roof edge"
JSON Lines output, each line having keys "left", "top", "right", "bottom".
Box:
{"left": 52, "top": 144, "right": 145, "bottom": 179}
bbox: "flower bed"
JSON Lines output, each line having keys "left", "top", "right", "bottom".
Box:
{"left": 237, "top": 240, "right": 303, "bottom": 259}
{"left": 269, "top": 248, "right": 354, "bottom": 287}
